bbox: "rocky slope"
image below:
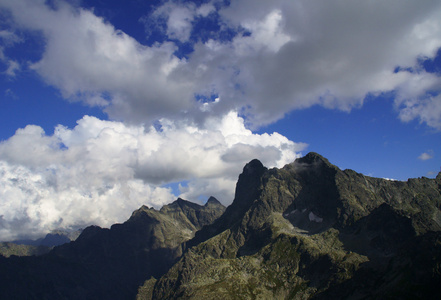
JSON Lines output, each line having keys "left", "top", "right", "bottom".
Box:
{"left": 0, "top": 242, "right": 50, "bottom": 257}
{"left": 0, "top": 197, "right": 225, "bottom": 299}
{"left": 144, "top": 153, "right": 441, "bottom": 299}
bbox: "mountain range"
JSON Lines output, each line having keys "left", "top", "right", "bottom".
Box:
{"left": 0, "top": 230, "right": 83, "bottom": 258}
{"left": 0, "top": 152, "right": 440, "bottom": 299}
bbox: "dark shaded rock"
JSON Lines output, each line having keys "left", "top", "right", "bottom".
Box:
{"left": 339, "top": 203, "right": 417, "bottom": 257}
{"left": 186, "top": 160, "right": 267, "bottom": 251}
{"left": 39, "top": 233, "right": 71, "bottom": 247}
{"left": 314, "top": 231, "right": 441, "bottom": 300}
{"left": 0, "top": 197, "right": 225, "bottom": 299}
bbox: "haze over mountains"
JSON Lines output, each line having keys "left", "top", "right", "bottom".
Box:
{"left": 0, "top": 153, "right": 440, "bottom": 299}
{"left": 0, "top": 230, "right": 81, "bottom": 258}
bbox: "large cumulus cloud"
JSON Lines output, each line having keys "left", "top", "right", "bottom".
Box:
{"left": 0, "top": 113, "right": 305, "bottom": 240}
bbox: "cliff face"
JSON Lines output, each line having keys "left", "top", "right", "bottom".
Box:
{"left": 147, "top": 153, "right": 441, "bottom": 299}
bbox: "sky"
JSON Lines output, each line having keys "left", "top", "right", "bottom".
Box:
{"left": 0, "top": 0, "right": 440, "bottom": 241}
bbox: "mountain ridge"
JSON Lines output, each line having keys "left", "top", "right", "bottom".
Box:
{"left": 0, "top": 196, "right": 225, "bottom": 299}
{"left": 147, "top": 152, "right": 441, "bottom": 299}
{"left": 0, "top": 152, "right": 440, "bottom": 299}
{"left": 0, "top": 229, "right": 83, "bottom": 258}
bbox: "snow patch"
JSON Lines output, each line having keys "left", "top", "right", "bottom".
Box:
{"left": 283, "top": 209, "right": 297, "bottom": 217}
{"left": 309, "top": 212, "right": 323, "bottom": 223}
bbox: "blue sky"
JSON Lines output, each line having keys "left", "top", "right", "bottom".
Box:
{"left": 0, "top": 0, "right": 440, "bottom": 240}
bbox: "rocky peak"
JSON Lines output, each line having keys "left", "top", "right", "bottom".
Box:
{"left": 234, "top": 159, "right": 267, "bottom": 200}
{"left": 297, "top": 151, "right": 327, "bottom": 162}
{"left": 186, "top": 161, "right": 268, "bottom": 248}
{"left": 242, "top": 159, "right": 265, "bottom": 175}
{"left": 289, "top": 152, "right": 337, "bottom": 173}
{"left": 164, "top": 197, "right": 201, "bottom": 212}
{"left": 205, "top": 196, "right": 222, "bottom": 207}
{"left": 75, "top": 225, "right": 106, "bottom": 242}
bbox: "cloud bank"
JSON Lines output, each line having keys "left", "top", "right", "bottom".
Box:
{"left": 0, "top": 113, "right": 305, "bottom": 240}
{"left": 1, "top": 0, "right": 441, "bottom": 128}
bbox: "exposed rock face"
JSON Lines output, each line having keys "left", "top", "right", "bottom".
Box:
{"left": 148, "top": 152, "right": 441, "bottom": 299}
{"left": 0, "top": 197, "right": 225, "bottom": 299}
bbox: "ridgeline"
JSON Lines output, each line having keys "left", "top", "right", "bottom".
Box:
{"left": 1, "top": 153, "right": 440, "bottom": 299}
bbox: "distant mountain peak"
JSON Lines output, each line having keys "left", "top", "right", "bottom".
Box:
{"left": 205, "top": 196, "right": 222, "bottom": 206}
{"left": 294, "top": 151, "right": 335, "bottom": 168}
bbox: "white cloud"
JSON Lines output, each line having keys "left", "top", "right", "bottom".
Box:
{"left": 0, "top": 0, "right": 197, "bottom": 123}
{"left": 232, "top": 9, "right": 292, "bottom": 54}
{"left": 197, "top": 3, "right": 215, "bottom": 18}
{"left": 144, "top": 1, "right": 216, "bottom": 43}
{"left": 143, "top": 2, "right": 195, "bottom": 43}
{"left": 418, "top": 150, "right": 434, "bottom": 161}
{"left": 1, "top": 0, "right": 441, "bottom": 128}
{"left": 165, "top": 3, "right": 196, "bottom": 42}
{"left": 0, "top": 112, "right": 306, "bottom": 241}
{"left": 396, "top": 93, "right": 441, "bottom": 130}
{"left": 208, "top": 0, "right": 441, "bottom": 126}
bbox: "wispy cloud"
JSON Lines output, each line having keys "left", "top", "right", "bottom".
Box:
{"left": 418, "top": 150, "right": 434, "bottom": 160}
{"left": 4, "top": 88, "right": 18, "bottom": 99}
{"left": 4, "top": 59, "right": 20, "bottom": 77}
{"left": 0, "top": 29, "right": 23, "bottom": 77}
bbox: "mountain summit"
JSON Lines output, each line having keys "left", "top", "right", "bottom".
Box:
{"left": 1, "top": 153, "right": 440, "bottom": 299}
